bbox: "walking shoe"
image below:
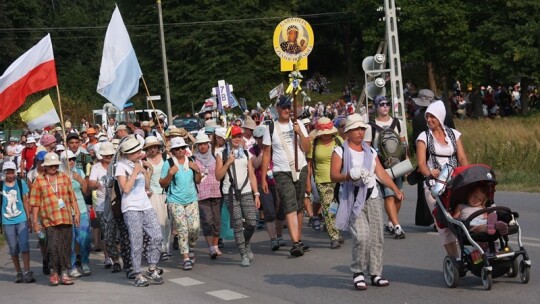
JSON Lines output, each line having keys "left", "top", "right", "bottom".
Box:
{"left": 241, "top": 254, "right": 250, "bottom": 267}
{"left": 209, "top": 248, "right": 218, "bottom": 260}
{"left": 134, "top": 275, "right": 149, "bottom": 287}
{"left": 384, "top": 222, "right": 395, "bottom": 234}
{"left": 245, "top": 245, "right": 254, "bottom": 261}
{"left": 49, "top": 274, "right": 59, "bottom": 286}
{"left": 104, "top": 257, "right": 113, "bottom": 269}
{"left": 42, "top": 260, "right": 50, "bottom": 275}
{"left": 61, "top": 273, "right": 74, "bottom": 285}
{"left": 182, "top": 260, "right": 193, "bottom": 271}
{"left": 69, "top": 267, "right": 82, "bottom": 278}
{"left": 112, "top": 263, "right": 122, "bottom": 273}
{"left": 271, "top": 240, "right": 280, "bottom": 251}
{"left": 15, "top": 272, "right": 24, "bottom": 283}
{"left": 290, "top": 243, "right": 304, "bottom": 257}
{"left": 23, "top": 271, "right": 35, "bottom": 283}
{"left": 394, "top": 226, "right": 406, "bottom": 239}
{"left": 277, "top": 237, "right": 287, "bottom": 247}
{"left": 161, "top": 252, "right": 170, "bottom": 261}
{"left": 299, "top": 241, "right": 311, "bottom": 252}
{"left": 145, "top": 268, "right": 164, "bottom": 284}
{"left": 188, "top": 251, "right": 196, "bottom": 263}
{"left": 172, "top": 235, "right": 179, "bottom": 250}
{"left": 330, "top": 239, "right": 341, "bottom": 249}
{"left": 82, "top": 264, "right": 91, "bottom": 276}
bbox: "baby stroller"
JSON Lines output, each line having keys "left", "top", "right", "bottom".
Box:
{"left": 430, "top": 164, "right": 531, "bottom": 290}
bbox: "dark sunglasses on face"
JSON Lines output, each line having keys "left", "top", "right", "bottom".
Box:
{"left": 68, "top": 157, "right": 76, "bottom": 162}
{"left": 205, "top": 117, "right": 212, "bottom": 120}
{"left": 378, "top": 102, "right": 390, "bottom": 107}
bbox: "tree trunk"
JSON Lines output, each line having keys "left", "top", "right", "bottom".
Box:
{"left": 520, "top": 77, "right": 529, "bottom": 116}
{"left": 427, "top": 62, "right": 437, "bottom": 94}
{"left": 341, "top": 23, "right": 352, "bottom": 77}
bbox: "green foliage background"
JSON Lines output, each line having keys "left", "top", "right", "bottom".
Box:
{"left": 1, "top": 0, "right": 539, "bottom": 129}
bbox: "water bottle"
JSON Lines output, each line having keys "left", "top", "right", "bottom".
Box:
{"left": 329, "top": 201, "right": 339, "bottom": 215}
{"left": 431, "top": 164, "right": 453, "bottom": 197}
{"left": 37, "top": 230, "right": 47, "bottom": 246}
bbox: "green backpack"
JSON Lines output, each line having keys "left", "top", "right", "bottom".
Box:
{"left": 369, "top": 118, "right": 406, "bottom": 169}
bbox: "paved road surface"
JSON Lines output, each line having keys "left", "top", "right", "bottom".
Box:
{"left": 1, "top": 185, "right": 538, "bottom": 303}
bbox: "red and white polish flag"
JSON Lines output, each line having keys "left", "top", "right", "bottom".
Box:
{"left": 0, "top": 34, "right": 58, "bottom": 122}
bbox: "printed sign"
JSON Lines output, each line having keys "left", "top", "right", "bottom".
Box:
{"left": 273, "top": 18, "right": 314, "bottom": 71}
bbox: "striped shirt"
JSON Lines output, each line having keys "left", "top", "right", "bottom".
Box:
{"left": 29, "top": 172, "right": 77, "bottom": 228}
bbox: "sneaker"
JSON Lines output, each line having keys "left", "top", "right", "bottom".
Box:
{"left": 188, "top": 251, "right": 196, "bottom": 263}
{"left": 394, "top": 226, "right": 406, "bottom": 239}
{"left": 290, "top": 243, "right": 304, "bottom": 257}
{"left": 134, "top": 275, "right": 149, "bottom": 287}
{"left": 42, "top": 260, "right": 50, "bottom": 275}
{"left": 112, "top": 263, "right": 122, "bottom": 273}
{"left": 172, "top": 236, "right": 179, "bottom": 250}
{"left": 299, "top": 241, "right": 310, "bottom": 252}
{"left": 161, "top": 252, "right": 170, "bottom": 261}
{"left": 104, "top": 257, "right": 113, "bottom": 269}
{"left": 82, "top": 264, "right": 91, "bottom": 276}
{"left": 277, "top": 237, "right": 287, "bottom": 247}
{"left": 23, "top": 271, "right": 35, "bottom": 283}
{"left": 145, "top": 268, "right": 164, "bottom": 284}
{"left": 209, "top": 248, "right": 218, "bottom": 260}
{"left": 330, "top": 239, "right": 341, "bottom": 249}
{"left": 271, "top": 240, "right": 280, "bottom": 251}
{"left": 245, "top": 245, "right": 254, "bottom": 261}
{"left": 241, "top": 254, "right": 250, "bottom": 267}
{"left": 384, "top": 222, "right": 395, "bottom": 234}
{"left": 69, "top": 267, "right": 82, "bottom": 278}
{"left": 15, "top": 272, "right": 24, "bottom": 283}
{"left": 182, "top": 260, "right": 193, "bottom": 270}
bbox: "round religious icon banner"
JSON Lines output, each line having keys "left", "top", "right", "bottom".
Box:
{"left": 273, "top": 17, "right": 314, "bottom": 62}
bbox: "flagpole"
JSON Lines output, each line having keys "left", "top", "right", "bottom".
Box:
{"left": 141, "top": 76, "right": 167, "bottom": 144}
{"left": 156, "top": 0, "right": 173, "bottom": 124}
{"left": 55, "top": 85, "right": 71, "bottom": 176}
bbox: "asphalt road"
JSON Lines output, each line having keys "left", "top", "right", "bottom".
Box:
{"left": 1, "top": 185, "right": 538, "bottom": 304}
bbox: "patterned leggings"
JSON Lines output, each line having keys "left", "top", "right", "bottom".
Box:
{"left": 103, "top": 215, "right": 132, "bottom": 269}
{"left": 169, "top": 202, "right": 200, "bottom": 255}
{"left": 349, "top": 195, "right": 384, "bottom": 276}
{"left": 45, "top": 224, "right": 72, "bottom": 274}
{"left": 71, "top": 212, "right": 91, "bottom": 267}
{"left": 123, "top": 209, "right": 162, "bottom": 274}
{"left": 229, "top": 193, "right": 257, "bottom": 256}
{"left": 316, "top": 183, "right": 340, "bottom": 241}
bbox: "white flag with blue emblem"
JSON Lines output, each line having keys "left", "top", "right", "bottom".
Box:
{"left": 97, "top": 5, "right": 142, "bottom": 109}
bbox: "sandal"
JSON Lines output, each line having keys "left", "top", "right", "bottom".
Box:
{"left": 182, "top": 260, "right": 193, "bottom": 271}
{"left": 371, "top": 275, "right": 389, "bottom": 287}
{"left": 61, "top": 274, "right": 74, "bottom": 285}
{"left": 353, "top": 273, "right": 367, "bottom": 290}
{"left": 49, "top": 274, "right": 59, "bottom": 286}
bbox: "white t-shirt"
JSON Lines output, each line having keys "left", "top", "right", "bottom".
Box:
{"left": 262, "top": 120, "right": 309, "bottom": 172}
{"left": 364, "top": 117, "right": 406, "bottom": 144}
{"left": 89, "top": 162, "right": 108, "bottom": 212}
{"left": 115, "top": 160, "right": 152, "bottom": 213}
{"left": 333, "top": 146, "right": 379, "bottom": 198}
{"left": 218, "top": 149, "right": 251, "bottom": 195}
{"left": 416, "top": 129, "right": 461, "bottom": 170}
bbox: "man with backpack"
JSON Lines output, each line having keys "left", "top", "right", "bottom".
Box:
{"left": 260, "top": 96, "right": 312, "bottom": 257}
{"left": 365, "top": 96, "right": 408, "bottom": 239}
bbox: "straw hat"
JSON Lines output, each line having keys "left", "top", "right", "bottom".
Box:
{"left": 170, "top": 127, "right": 187, "bottom": 138}
{"left": 120, "top": 136, "right": 142, "bottom": 154}
{"left": 144, "top": 136, "right": 162, "bottom": 149}
{"left": 344, "top": 114, "right": 369, "bottom": 133}
{"left": 43, "top": 152, "right": 61, "bottom": 166}
{"left": 312, "top": 117, "right": 337, "bottom": 137}
{"left": 243, "top": 117, "right": 257, "bottom": 130}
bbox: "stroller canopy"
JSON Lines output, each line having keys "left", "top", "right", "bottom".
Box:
{"left": 446, "top": 164, "right": 497, "bottom": 209}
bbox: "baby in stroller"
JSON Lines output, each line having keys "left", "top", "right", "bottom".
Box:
{"left": 452, "top": 185, "right": 508, "bottom": 236}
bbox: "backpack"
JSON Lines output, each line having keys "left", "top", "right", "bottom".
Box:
{"left": 0, "top": 178, "right": 25, "bottom": 225}
{"left": 222, "top": 144, "right": 250, "bottom": 201}
{"left": 163, "top": 157, "right": 199, "bottom": 195}
{"left": 369, "top": 118, "right": 406, "bottom": 169}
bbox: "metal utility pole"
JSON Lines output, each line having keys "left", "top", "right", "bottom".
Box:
{"left": 157, "top": 0, "right": 173, "bottom": 123}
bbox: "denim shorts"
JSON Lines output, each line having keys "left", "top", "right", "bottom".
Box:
{"left": 2, "top": 221, "right": 30, "bottom": 256}
{"left": 381, "top": 176, "right": 403, "bottom": 198}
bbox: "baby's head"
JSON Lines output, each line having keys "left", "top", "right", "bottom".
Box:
{"left": 467, "top": 186, "right": 488, "bottom": 208}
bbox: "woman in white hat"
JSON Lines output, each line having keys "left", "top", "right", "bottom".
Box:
{"left": 307, "top": 117, "right": 343, "bottom": 249}
{"left": 211, "top": 127, "right": 227, "bottom": 157}
{"left": 193, "top": 134, "right": 222, "bottom": 258}
{"left": 116, "top": 137, "right": 164, "bottom": 287}
{"left": 143, "top": 136, "right": 171, "bottom": 260}
{"left": 330, "top": 114, "right": 403, "bottom": 290}
{"left": 159, "top": 137, "right": 202, "bottom": 270}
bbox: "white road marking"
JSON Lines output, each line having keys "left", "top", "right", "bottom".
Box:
{"left": 206, "top": 289, "right": 249, "bottom": 300}
{"left": 170, "top": 277, "right": 204, "bottom": 286}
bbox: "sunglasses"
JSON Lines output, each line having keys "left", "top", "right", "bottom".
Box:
{"left": 171, "top": 146, "right": 187, "bottom": 151}
{"left": 378, "top": 102, "right": 390, "bottom": 107}
{"left": 205, "top": 117, "right": 212, "bottom": 121}
{"left": 68, "top": 157, "right": 76, "bottom": 162}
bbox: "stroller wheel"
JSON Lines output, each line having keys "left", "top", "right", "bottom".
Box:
{"left": 519, "top": 260, "right": 530, "bottom": 284}
{"left": 443, "top": 256, "right": 460, "bottom": 288}
{"left": 481, "top": 268, "right": 493, "bottom": 290}
{"left": 507, "top": 258, "right": 519, "bottom": 278}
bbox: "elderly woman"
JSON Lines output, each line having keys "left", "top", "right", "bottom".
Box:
{"left": 307, "top": 117, "right": 343, "bottom": 249}
{"left": 330, "top": 114, "right": 403, "bottom": 290}
{"left": 416, "top": 100, "right": 468, "bottom": 258}
{"left": 116, "top": 137, "right": 163, "bottom": 287}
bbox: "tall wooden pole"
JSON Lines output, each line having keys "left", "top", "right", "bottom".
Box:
{"left": 292, "top": 65, "right": 298, "bottom": 172}
{"left": 141, "top": 76, "right": 167, "bottom": 145}
{"left": 157, "top": 0, "right": 173, "bottom": 123}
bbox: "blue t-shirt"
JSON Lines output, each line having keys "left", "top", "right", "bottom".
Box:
{"left": 1, "top": 179, "right": 30, "bottom": 225}
{"left": 160, "top": 159, "right": 198, "bottom": 205}
{"left": 70, "top": 168, "right": 88, "bottom": 214}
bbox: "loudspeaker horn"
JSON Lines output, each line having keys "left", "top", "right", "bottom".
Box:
{"left": 365, "top": 78, "right": 386, "bottom": 99}
{"left": 362, "top": 54, "right": 385, "bottom": 76}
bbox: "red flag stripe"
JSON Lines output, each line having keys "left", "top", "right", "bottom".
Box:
{"left": 0, "top": 59, "right": 57, "bottom": 121}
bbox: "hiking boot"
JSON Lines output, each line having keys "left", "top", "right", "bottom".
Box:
{"left": 69, "top": 267, "right": 82, "bottom": 278}
{"left": 271, "top": 240, "right": 280, "bottom": 251}
{"left": 241, "top": 255, "right": 250, "bottom": 267}
{"left": 330, "top": 239, "right": 341, "bottom": 249}
{"left": 245, "top": 245, "right": 254, "bottom": 261}
{"left": 290, "top": 243, "right": 304, "bottom": 257}
{"left": 15, "top": 272, "right": 24, "bottom": 283}
{"left": 384, "top": 222, "right": 395, "bottom": 235}
{"left": 134, "top": 275, "right": 149, "bottom": 287}
{"left": 24, "top": 271, "right": 35, "bottom": 283}
{"left": 394, "top": 226, "right": 406, "bottom": 239}
{"left": 82, "top": 264, "right": 91, "bottom": 276}
{"left": 146, "top": 268, "right": 164, "bottom": 284}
